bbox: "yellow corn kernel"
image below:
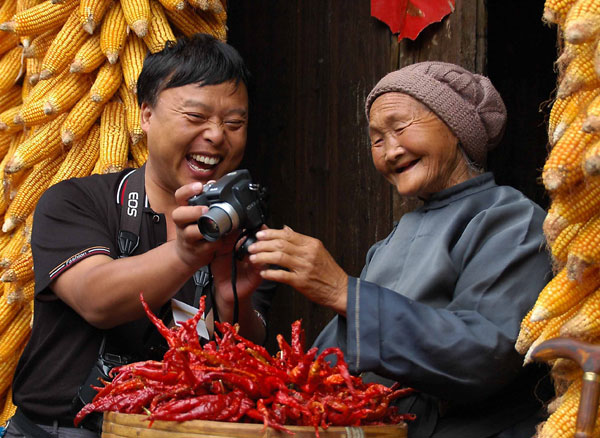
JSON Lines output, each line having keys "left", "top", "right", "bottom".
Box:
{"left": 17, "top": 72, "right": 92, "bottom": 126}
{"left": 583, "top": 138, "right": 600, "bottom": 174}
{"left": 100, "top": 2, "right": 128, "bottom": 64}
{"left": 560, "top": 288, "right": 600, "bottom": 337}
{"left": 16, "top": 0, "right": 45, "bottom": 13}
{"left": 566, "top": 215, "right": 600, "bottom": 278}
{"left": 537, "top": 379, "right": 582, "bottom": 438}
{"left": 549, "top": 222, "right": 584, "bottom": 271}
{"left": 0, "top": 0, "right": 78, "bottom": 36}
{"left": 0, "top": 247, "right": 33, "bottom": 283}
{"left": 564, "top": 0, "right": 600, "bottom": 44}
{"left": 23, "top": 58, "right": 40, "bottom": 96}
{"left": 0, "top": 342, "right": 22, "bottom": 395}
{"left": 158, "top": 0, "right": 186, "bottom": 12}
{"left": 90, "top": 61, "right": 122, "bottom": 103}
{"left": 39, "top": 9, "right": 89, "bottom": 80}
{"left": 518, "top": 303, "right": 581, "bottom": 360}
{"left": 0, "top": 227, "right": 27, "bottom": 266}
{"left": 0, "top": 86, "right": 22, "bottom": 115}
{"left": 5, "top": 112, "right": 67, "bottom": 173}
{"left": 0, "top": 1, "right": 16, "bottom": 26}
{"left": 583, "top": 87, "right": 600, "bottom": 132}
{"left": 121, "top": 0, "right": 151, "bottom": 37}
{"left": 545, "top": 180, "right": 600, "bottom": 238}
{"left": 164, "top": 7, "right": 227, "bottom": 41}
{"left": 98, "top": 100, "right": 129, "bottom": 174}
{"left": 61, "top": 97, "right": 104, "bottom": 146}
{"left": 0, "top": 135, "right": 21, "bottom": 216}
{"left": 130, "top": 136, "right": 148, "bottom": 167}
{"left": 49, "top": 123, "right": 100, "bottom": 186}
{"left": 0, "top": 386, "right": 17, "bottom": 426}
{"left": 3, "top": 154, "right": 64, "bottom": 233}
{"left": 21, "top": 63, "right": 65, "bottom": 105}
{"left": 0, "top": 47, "right": 25, "bottom": 96}
{"left": 0, "top": 133, "right": 12, "bottom": 160}
{"left": 16, "top": 70, "right": 90, "bottom": 125}
{"left": 79, "top": 0, "right": 112, "bottom": 34}
{"left": 557, "top": 42, "right": 599, "bottom": 99}
{"left": 70, "top": 33, "right": 104, "bottom": 74}
{"left": 0, "top": 303, "right": 32, "bottom": 362}
{"left": 43, "top": 73, "right": 93, "bottom": 116}
{"left": 119, "top": 82, "right": 144, "bottom": 144}
{"left": 121, "top": 34, "right": 147, "bottom": 94}
{"left": 22, "top": 29, "right": 56, "bottom": 59}
{"left": 143, "top": 1, "right": 176, "bottom": 54}
{"left": 551, "top": 89, "right": 598, "bottom": 144}
{"left": 0, "top": 293, "right": 21, "bottom": 335}
{"left": 0, "top": 105, "right": 23, "bottom": 134}
{"left": 529, "top": 267, "right": 600, "bottom": 321}
{"left": 5, "top": 279, "right": 35, "bottom": 305}
{"left": 0, "top": 32, "right": 19, "bottom": 59}
{"left": 543, "top": 115, "right": 598, "bottom": 192}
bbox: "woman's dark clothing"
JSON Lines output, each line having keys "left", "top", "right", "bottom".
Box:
{"left": 314, "top": 173, "right": 553, "bottom": 438}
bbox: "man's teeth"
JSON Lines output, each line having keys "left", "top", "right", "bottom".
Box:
{"left": 190, "top": 154, "right": 221, "bottom": 165}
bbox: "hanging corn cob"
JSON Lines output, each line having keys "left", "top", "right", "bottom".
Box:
{"left": 519, "top": 0, "right": 600, "bottom": 436}
{"left": 0, "top": 0, "right": 228, "bottom": 425}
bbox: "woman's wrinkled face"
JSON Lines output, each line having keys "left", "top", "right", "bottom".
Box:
{"left": 368, "top": 92, "right": 471, "bottom": 199}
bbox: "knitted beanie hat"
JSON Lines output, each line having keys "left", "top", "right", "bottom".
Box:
{"left": 365, "top": 61, "right": 507, "bottom": 167}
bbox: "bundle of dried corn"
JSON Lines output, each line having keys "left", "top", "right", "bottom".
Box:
{"left": 0, "top": 0, "right": 227, "bottom": 426}
{"left": 516, "top": 0, "right": 600, "bottom": 436}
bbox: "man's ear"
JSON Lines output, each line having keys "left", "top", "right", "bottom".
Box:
{"left": 140, "top": 102, "right": 152, "bottom": 132}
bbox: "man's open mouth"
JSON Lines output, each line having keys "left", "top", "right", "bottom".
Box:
{"left": 187, "top": 153, "right": 221, "bottom": 171}
{"left": 396, "top": 159, "right": 419, "bottom": 174}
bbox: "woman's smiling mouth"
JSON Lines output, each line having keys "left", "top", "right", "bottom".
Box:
{"left": 396, "top": 159, "right": 420, "bottom": 174}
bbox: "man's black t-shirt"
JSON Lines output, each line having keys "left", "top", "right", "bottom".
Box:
{"left": 11, "top": 169, "right": 272, "bottom": 422}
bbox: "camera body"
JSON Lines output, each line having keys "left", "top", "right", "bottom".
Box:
{"left": 188, "top": 169, "right": 267, "bottom": 245}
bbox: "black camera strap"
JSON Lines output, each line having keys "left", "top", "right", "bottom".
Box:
{"left": 117, "top": 165, "right": 146, "bottom": 258}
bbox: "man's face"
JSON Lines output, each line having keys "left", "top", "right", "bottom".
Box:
{"left": 368, "top": 92, "right": 468, "bottom": 199}
{"left": 141, "top": 80, "right": 249, "bottom": 194}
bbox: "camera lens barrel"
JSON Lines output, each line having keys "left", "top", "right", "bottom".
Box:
{"left": 198, "top": 202, "right": 240, "bottom": 241}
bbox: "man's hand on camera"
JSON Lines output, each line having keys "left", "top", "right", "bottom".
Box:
{"left": 173, "top": 182, "right": 222, "bottom": 268}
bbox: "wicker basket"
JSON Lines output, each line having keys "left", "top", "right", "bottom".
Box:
{"left": 101, "top": 411, "right": 408, "bottom": 438}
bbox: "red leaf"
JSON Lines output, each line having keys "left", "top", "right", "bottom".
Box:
{"left": 371, "top": 0, "right": 409, "bottom": 35}
{"left": 371, "top": 0, "right": 456, "bottom": 41}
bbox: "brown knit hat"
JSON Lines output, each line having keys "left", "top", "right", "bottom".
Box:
{"left": 365, "top": 61, "right": 507, "bottom": 167}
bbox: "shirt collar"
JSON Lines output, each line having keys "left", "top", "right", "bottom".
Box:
{"left": 419, "top": 172, "right": 496, "bottom": 211}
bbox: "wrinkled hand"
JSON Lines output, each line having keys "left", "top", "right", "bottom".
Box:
{"left": 248, "top": 226, "right": 348, "bottom": 315}
{"left": 172, "top": 182, "right": 222, "bottom": 269}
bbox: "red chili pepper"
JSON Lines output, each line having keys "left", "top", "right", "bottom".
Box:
{"left": 151, "top": 394, "right": 227, "bottom": 422}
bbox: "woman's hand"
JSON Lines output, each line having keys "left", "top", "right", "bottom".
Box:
{"left": 248, "top": 226, "right": 348, "bottom": 315}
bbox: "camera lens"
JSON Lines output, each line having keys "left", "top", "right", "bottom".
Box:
{"left": 198, "top": 203, "right": 239, "bottom": 241}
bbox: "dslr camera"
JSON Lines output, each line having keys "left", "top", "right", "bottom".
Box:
{"left": 188, "top": 169, "right": 267, "bottom": 255}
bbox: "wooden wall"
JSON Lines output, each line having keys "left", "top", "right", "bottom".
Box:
{"left": 227, "top": 1, "right": 557, "bottom": 353}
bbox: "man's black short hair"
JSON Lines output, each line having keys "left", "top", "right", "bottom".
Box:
{"left": 137, "top": 33, "right": 250, "bottom": 107}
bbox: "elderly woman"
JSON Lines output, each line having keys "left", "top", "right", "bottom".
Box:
{"left": 248, "top": 62, "right": 552, "bottom": 438}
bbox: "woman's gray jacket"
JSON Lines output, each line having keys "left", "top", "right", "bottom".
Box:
{"left": 313, "top": 172, "right": 553, "bottom": 438}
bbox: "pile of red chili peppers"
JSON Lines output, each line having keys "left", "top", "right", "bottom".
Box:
{"left": 74, "top": 293, "right": 415, "bottom": 436}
